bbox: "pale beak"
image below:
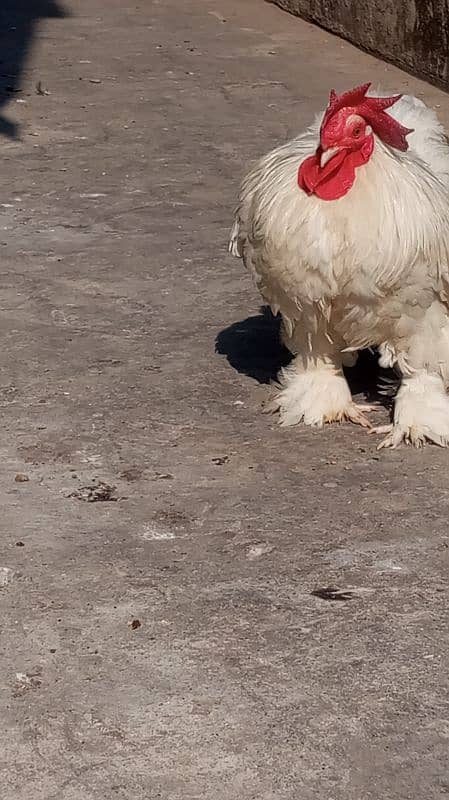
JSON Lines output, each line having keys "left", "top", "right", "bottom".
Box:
{"left": 320, "top": 146, "right": 340, "bottom": 168}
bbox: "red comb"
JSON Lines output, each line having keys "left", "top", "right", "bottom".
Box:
{"left": 321, "top": 82, "right": 413, "bottom": 151}
{"left": 321, "top": 83, "right": 372, "bottom": 130}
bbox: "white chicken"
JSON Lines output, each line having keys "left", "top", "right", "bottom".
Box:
{"left": 230, "top": 83, "right": 449, "bottom": 448}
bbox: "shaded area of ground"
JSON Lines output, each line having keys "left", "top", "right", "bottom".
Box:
{"left": 0, "top": 1, "right": 449, "bottom": 798}
{"left": 0, "top": 0, "right": 66, "bottom": 137}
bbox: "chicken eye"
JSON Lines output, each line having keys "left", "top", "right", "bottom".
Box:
{"left": 352, "top": 125, "right": 363, "bottom": 138}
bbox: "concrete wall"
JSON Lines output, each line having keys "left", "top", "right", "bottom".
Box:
{"left": 271, "top": 1, "right": 449, "bottom": 89}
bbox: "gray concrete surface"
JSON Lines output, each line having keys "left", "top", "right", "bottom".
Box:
{"left": 1, "top": 1, "right": 449, "bottom": 798}
{"left": 272, "top": 0, "right": 449, "bottom": 89}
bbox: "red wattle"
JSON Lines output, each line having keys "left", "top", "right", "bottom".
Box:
{"left": 298, "top": 137, "right": 373, "bottom": 201}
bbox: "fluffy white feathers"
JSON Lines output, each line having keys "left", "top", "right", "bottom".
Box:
{"left": 230, "top": 92, "right": 449, "bottom": 446}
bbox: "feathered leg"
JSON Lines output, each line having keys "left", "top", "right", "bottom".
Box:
{"left": 373, "top": 300, "right": 449, "bottom": 448}
{"left": 267, "top": 317, "right": 376, "bottom": 428}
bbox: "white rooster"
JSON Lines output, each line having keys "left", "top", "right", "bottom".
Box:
{"left": 230, "top": 83, "right": 449, "bottom": 448}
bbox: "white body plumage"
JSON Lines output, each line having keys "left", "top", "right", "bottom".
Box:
{"left": 230, "top": 93, "right": 449, "bottom": 447}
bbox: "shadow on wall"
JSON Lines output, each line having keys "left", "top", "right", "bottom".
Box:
{"left": 0, "top": 0, "right": 67, "bottom": 138}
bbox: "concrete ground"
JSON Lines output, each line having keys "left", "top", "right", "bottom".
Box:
{"left": 1, "top": 1, "right": 449, "bottom": 798}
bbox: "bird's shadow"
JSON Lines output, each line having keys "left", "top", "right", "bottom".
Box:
{"left": 216, "top": 305, "right": 392, "bottom": 404}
